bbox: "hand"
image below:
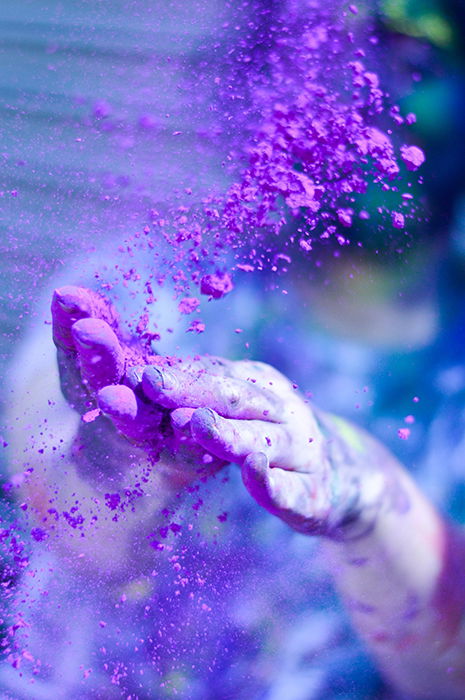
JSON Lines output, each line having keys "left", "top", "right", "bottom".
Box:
{"left": 52, "top": 286, "right": 334, "bottom": 535}
{"left": 140, "top": 359, "right": 335, "bottom": 535}
{"left": 51, "top": 286, "right": 226, "bottom": 488}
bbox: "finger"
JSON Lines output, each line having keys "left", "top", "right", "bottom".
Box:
{"left": 189, "top": 408, "right": 298, "bottom": 467}
{"left": 123, "top": 364, "right": 146, "bottom": 394}
{"left": 185, "top": 355, "right": 236, "bottom": 377}
{"left": 241, "top": 452, "right": 284, "bottom": 514}
{"left": 97, "top": 384, "right": 163, "bottom": 443}
{"left": 170, "top": 407, "right": 196, "bottom": 435}
{"left": 241, "top": 453, "right": 331, "bottom": 535}
{"left": 56, "top": 347, "right": 92, "bottom": 412}
{"left": 52, "top": 285, "right": 120, "bottom": 352}
{"left": 72, "top": 318, "right": 125, "bottom": 392}
{"left": 141, "top": 366, "right": 283, "bottom": 421}
{"left": 229, "top": 359, "right": 294, "bottom": 393}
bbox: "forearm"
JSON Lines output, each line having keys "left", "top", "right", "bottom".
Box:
{"left": 320, "top": 412, "right": 465, "bottom": 699}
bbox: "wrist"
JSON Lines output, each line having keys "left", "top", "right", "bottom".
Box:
{"left": 315, "top": 410, "right": 393, "bottom": 541}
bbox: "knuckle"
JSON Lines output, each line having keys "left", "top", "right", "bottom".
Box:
{"left": 227, "top": 389, "right": 241, "bottom": 408}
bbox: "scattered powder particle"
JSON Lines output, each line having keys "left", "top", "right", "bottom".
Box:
{"left": 200, "top": 273, "right": 234, "bottom": 299}
{"left": 178, "top": 297, "right": 200, "bottom": 315}
{"left": 397, "top": 428, "right": 411, "bottom": 440}
{"left": 400, "top": 145, "right": 425, "bottom": 171}
{"left": 392, "top": 212, "right": 405, "bottom": 229}
{"left": 337, "top": 209, "right": 353, "bottom": 228}
{"left": 104, "top": 493, "right": 121, "bottom": 510}
{"left": 82, "top": 408, "right": 102, "bottom": 423}
{"left": 187, "top": 319, "right": 205, "bottom": 334}
{"left": 30, "top": 528, "right": 48, "bottom": 542}
{"left": 405, "top": 112, "right": 416, "bottom": 125}
{"left": 299, "top": 239, "right": 312, "bottom": 252}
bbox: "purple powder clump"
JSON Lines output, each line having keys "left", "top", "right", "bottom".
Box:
{"left": 30, "top": 528, "right": 48, "bottom": 542}
{"left": 200, "top": 273, "right": 234, "bottom": 299}
{"left": 105, "top": 493, "right": 121, "bottom": 511}
{"left": 400, "top": 145, "right": 425, "bottom": 171}
{"left": 392, "top": 212, "right": 405, "bottom": 229}
{"left": 178, "top": 297, "right": 200, "bottom": 314}
{"left": 97, "top": 5, "right": 425, "bottom": 342}
{"left": 187, "top": 319, "right": 206, "bottom": 334}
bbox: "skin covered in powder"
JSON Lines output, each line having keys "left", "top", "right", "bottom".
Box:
{"left": 51, "top": 285, "right": 329, "bottom": 519}
{"left": 14, "top": 284, "right": 462, "bottom": 699}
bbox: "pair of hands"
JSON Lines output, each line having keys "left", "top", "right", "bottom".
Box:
{"left": 51, "top": 286, "right": 333, "bottom": 535}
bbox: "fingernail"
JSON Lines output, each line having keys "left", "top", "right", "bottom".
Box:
{"left": 144, "top": 366, "right": 176, "bottom": 391}
{"left": 53, "top": 287, "right": 89, "bottom": 315}
{"left": 54, "top": 297, "right": 74, "bottom": 313}
{"left": 159, "top": 369, "right": 176, "bottom": 390}
{"left": 171, "top": 407, "right": 195, "bottom": 432}
{"left": 73, "top": 334, "right": 92, "bottom": 349}
{"left": 125, "top": 365, "right": 145, "bottom": 390}
{"left": 191, "top": 407, "right": 217, "bottom": 440}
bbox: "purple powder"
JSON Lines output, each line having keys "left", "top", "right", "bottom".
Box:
{"left": 392, "top": 212, "right": 405, "bottom": 229}
{"left": 200, "top": 273, "right": 234, "bottom": 299}
{"left": 103, "top": 5, "right": 424, "bottom": 341}
{"left": 400, "top": 144, "right": 425, "bottom": 171}
{"left": 178, "top": 297, "right": 200, "bottom": 315}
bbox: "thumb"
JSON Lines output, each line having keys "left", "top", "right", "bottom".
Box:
{"left": 241, "top": 452, "right": 280, "bottom": 514}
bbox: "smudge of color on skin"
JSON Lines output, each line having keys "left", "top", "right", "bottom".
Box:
{"left": 82, "top": 408, "right": 102, "bottom": 423}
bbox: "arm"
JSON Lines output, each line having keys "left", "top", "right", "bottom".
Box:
{"left": 13, "top": 285, "right": 465, "bottom": 696}
{"left": 319, "top": 413, "right": 465, "bottom": 699}
{"left": 145, "top": 359, "right": 465, "bottom": 699}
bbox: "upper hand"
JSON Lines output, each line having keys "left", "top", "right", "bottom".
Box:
{"left": 52, "top": 286, "right": 334, "bottom": 534}
{"left": 141, "top": 358, "right": 334, "bottom": 535}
